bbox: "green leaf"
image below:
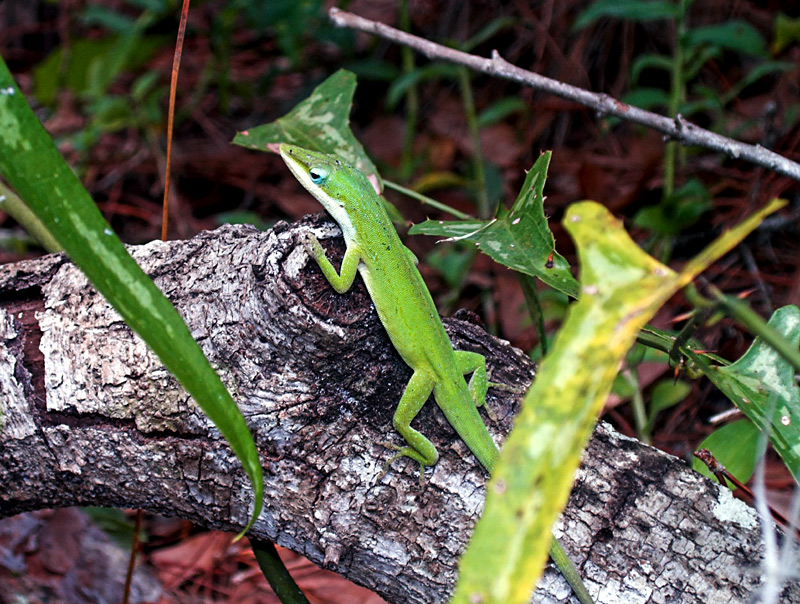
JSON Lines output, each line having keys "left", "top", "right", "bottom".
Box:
{"left": 32, "top": 35, "right": 166, "bottom": 106}
{"left": 451, "top": 199, "right": 783, "bottom": 604}
{"left": 410, "top": 152, "right": 580, "bottom": 298}
{"left": 683, "top": 46, "right": 722, "bottom": 81}
{"left": 684, "top": 21, "right": 770, "bottom": 58}
{"left": 477, "top": 97, "right": 528, "bottom": 128}
{"left": 719, "top": 61, "right": 796, "bottom": 106}
{"left": 645, "top": 379, "right": 691, "bottom": 433}
{"left": 773, "top": 13, "right": 800, "bottom": 54}
{"left": 385, "top": 63, "right": 460, "bottom": 109}
{"left": 425, "top": 244, "right": 475, "bottom": 290}
{"left": 621, "top": 88, "right": 670, "bottom": 112}
{"left": 573, "top": 0, "right": 683, "bottom": 31}
{"left": 630, "top": 53, "right": 674, "bottom": 85}
{"left": 79, "top": 5, "right": 138, "bottom": 32}
{"left": 0, "top": 56, "right": 263, "bottom": 535}
{"left": 232, "top": 69, "right": 381, "bottom": 191}
{"left": 689, "top": 305, "right": 800, "bottom": 483}
{"left": 461, "top": 16, "right": 518, "bottom": 52}
{"left": 633, "top": 178, "right": 712, "bottom": 236}
{"left": 692, "top": 420, "right": 764, "bottom": 486}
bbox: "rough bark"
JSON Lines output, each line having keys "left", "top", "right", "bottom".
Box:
{"left": 0, "top": 217, "right": 796, "bottom": 604}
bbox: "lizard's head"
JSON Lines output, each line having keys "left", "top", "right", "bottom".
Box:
{"left": 279, "top": 144, "right": 375, "bottom": 236}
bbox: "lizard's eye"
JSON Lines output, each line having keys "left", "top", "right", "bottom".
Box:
{"left": 309, "top": 167, "right": 328, "bottom": 185}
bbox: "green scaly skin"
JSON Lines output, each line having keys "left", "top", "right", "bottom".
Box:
{"left": 279, "top": 144, "right": 594, "bottom": 604}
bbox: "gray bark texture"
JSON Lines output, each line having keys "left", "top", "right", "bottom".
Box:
{"left": 0, "top": 217, "right": 797, "bottom": 604}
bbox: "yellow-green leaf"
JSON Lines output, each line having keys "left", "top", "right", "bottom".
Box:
{"left": 451, "top": 198, "right": 784, "bottom": 604}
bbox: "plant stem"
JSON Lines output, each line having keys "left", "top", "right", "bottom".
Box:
{"left": 456, "top": 66, "right": 490, "bottom": 219}
{"left": 0, "top": 181, "right": 62, "bottom": 253}
{"left": 711, "top": 287, "right": 800, "bottom": 374}
{"left": 518, "top": 274, "right": 548, "bottom": 357}
{"left": 251, "top": 539, "right": 311, "bottom": 604}
{"left": 663, "top": 0, "right": 687, "bottom": 200}
{"left": 398, "top": 0, "right": 419, "bottom": 180}
{"left": 384, "top": 179, "right": 472, "bottom": 219}
{"left": 626, "top": 368, "right": 650, "bottom": 444}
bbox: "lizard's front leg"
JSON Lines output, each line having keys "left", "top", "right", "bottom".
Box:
{"left": 302, "top": 232, "right": 361, "bottom": 293}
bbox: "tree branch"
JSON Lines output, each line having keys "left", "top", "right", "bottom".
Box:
{"left": 328, "top": 8, "right": 800, "bottom": 184}
{"left": 0, "top": 221, "right": 797, "bottom": 603}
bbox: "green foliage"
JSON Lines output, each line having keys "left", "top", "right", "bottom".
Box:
{"left": 82, "top": 507, "right": 145, "bottom": 550}
{"left": 228, "top": 0, "right": 333, "bottom": 65}
{"left": 573, "top": 0, "right": 683, "bottom": 30}
{"left": 232, "top": 70, "right": 381, "bottom": 190}
{"left": 32, "top": 1, "right": 175, "bottom": 152}
{"left": 425, "top": 243, "right": 476, "bottom": 291}
{"left": 773, "top": 13, "right": 800, "bottom": 53}
{"left": 32, "top": 37, "right": 164, "bottom": 106}
{"left": 452, "top": 199, "right": 778, "bottom": 604}
{"left": 410, "top": 152, "right": 580, "bottom": 298}
{"left": 688, "top": 305, "right": 800, "bottom": 483}
{"left": 386, "top": 64, "right": 461, "bottom": 110}
{"left": 0, "top": 56, "right": 264, "bottom": 536}
{"left": 644, "top": 379, "right": 691, "bottom": 433}
{"left": 693, "top": 420, "right": 764, "bottom": 486}
{"left": 685, "top": 20, "right": 770, "bottom": 57}
{"left": 633, "top": 178, "right": 712, "bottom": 236}
{"left": 576, "top": 0, "right": 795, "bottom": 251}
{"left": 477, "top": 97, "right": 529, "bottom": 128}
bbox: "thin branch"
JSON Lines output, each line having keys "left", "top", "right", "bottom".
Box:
{"left": 329, "top": 8, "right": 800, "bottom": 184}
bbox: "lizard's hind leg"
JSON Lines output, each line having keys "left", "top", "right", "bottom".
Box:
{"left": 454, "top": 350, "right": 490, "bottom": 409}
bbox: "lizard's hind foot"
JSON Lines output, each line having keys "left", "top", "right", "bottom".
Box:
{"left": 377, "top": 442, "right": 431, "bottom": 486}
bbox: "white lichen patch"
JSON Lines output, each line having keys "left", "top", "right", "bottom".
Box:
{"left": 711, "top": 484, "right": 758, "bottom": 529}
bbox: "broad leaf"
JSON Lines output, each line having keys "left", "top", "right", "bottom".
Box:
{"left": 684, "top": 21, "right": 769, "bottom": 58}
{"left": 573, "top": 0, "right": 683, "bottom": 31}
{"left": 232, "top": 69, "right": 381, "bottom": 191}
{"left": 693, "top": 420, "right": 764, "bottom": 486}
{"left": 689, "top": 305, "right": 800, "bottom": 483}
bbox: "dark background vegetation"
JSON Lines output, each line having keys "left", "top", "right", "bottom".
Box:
{"left": 1, "top": 1, "right": 798, "bottom": 601}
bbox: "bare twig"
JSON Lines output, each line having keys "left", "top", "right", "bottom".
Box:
{"left": 329, "top": 8, "right": 800, "bottom": 183}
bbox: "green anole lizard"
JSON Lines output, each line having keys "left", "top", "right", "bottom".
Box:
{"left": 279, "top": 144, "right": 594, "bottom": 604}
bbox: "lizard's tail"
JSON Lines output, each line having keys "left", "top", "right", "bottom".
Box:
{"left": 435, "top": 382, "right": 500, "bottom": 474}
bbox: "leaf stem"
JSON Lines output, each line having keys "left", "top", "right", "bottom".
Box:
{"left": 456, "top": 66, "right": 490, "bottom": 218}
{"left": 251, "top": 539, "right": 311, "bottom": 604}
{"left": 384, "top": 179, "right": 472, "bottom": 220}
{"left": 0, "top": 181, "right": 62, "bottom": 253}
{"left": 711, "top": 286, "right": 800, "bottom": 374}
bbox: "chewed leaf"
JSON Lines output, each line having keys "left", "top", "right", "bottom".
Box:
{"left": 452, "top": 199, "right": 784, "bottom": 604}
{"left": 411, "top": 152, "right": 579, "bottom": 297}
{"left": 232, "top": 69, "right": 381, "bottom": 192}
{"left": 697, "top": 305, "right": 800, "bottom": 483}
